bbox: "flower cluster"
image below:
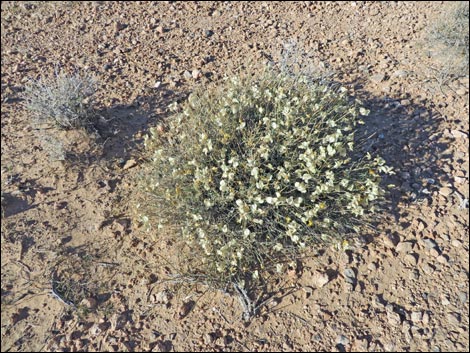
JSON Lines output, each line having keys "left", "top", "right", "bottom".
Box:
{"left": 141, "top": 70, "right": 392, "bottom": 286}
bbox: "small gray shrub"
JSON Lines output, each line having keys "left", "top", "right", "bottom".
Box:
{"left": 24, "top": 69, "right": 97, "bottom": 129}
{"left": 426, "top": 1, "right": 469, "bottom": 76}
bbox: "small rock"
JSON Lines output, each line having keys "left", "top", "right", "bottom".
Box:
{"left": 400, "top": 171, "right": 411, "bottom": 180}
{"left": 421, "top": 263, "right": 435, "bottom": 275}
{"left": 447, "top": 312, "right": 461, "bottom": 325}
{"left": 179, "top": 300, "right": 195, "bottom": 319}
{"left": 383, "top": 233, "right": 399, "bottom": 247}
{"left": 152, "top": 340, "right": 173, "bottom": 352}
{"left": 156, "top": 25, "right": 165, "bottom": 34}
{"left": 396, "top": 241, "right": 414, "bottom": 253}
{"left": 89, "top": 324, "right": 101, "bottom": 336}
{"left": 411, "top": 311, "right": 422, "bottom": 323}
{"left": 154, "top": 291, "right": 171, "bottom": 305}
{"left": 458, "top": 292, "right": 467, "bottom": 303}
{"left": 203, "top": 333, "right": 214, "bottom": 345}
{"left": 114, "top": 21, "right": 126, "bottom": 32}
{"left": 387, "top": 311, "right": 402, "bottom": 326}
{"left": 80, "top": 297, "right": 97, "bottom": 310}
{"left": 403, "top": 253, "right": 418, "bottom": 266}
{"left": 454, "top": 176, "right": 466, "bottom": 184}
{"left": 352, "top": 338, "right": 368, "bottom": 351}
{"left": 192, "top": 69, "right": 201, "bottom": 79}
{"left": 451, "top": 239, "right": 462, "bottom": 247}
{"left": 336, "top": 334, "right": 350, "bottom": 346}
{"left": 343, "top": 268, "right": 356, "bottom": 284}
{"left": 392, "top": 70, "right": 408, "bottom": 78}
{"left": 370, "top": 73, "right": 385, "bottom": 83}
{"left": 423, "top": 238, "right": 437, "bottom": 250}
{"left": 373, "top": 295, "right": 385, "bottom": 309}
{"left": 422, "top": 312, "right": 430, "bottom": 325}
{"left": 441, "top": 295, "right": 450, "bottom": 305}
{"left": 429, "top": 248, "right": 439, "bottom": 257}
{"left": 409, "top": 269, "right": 420, "bottom": 280}
{"left": 438, "top": 187, "right": 452, "bottom": 197}
{"left": 367, "top": 262, "right": 378, "bottom": 271}
{"left": 450, "top": 130, "right": 468, "bottom": 139}
{"left": 183, "top": 70, "right": 192, "bottom": 80}
{"left": 114, "top": 218, "right": 130, "bottom": 232}
{"left": 400, "top": 99, "right": 411, "bottom": 106}
{"left": 203, "top": 29, "right": 214, "bottom": 38}
{"left": 312, "top": 271, "right": 330, "bottom": 288}
{"left": 122, "top": 159, "right": 138, "bottom": 170}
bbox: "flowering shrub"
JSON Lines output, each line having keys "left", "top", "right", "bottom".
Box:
{"left": 141, "top": 70, "right": 392, "bottom": 292}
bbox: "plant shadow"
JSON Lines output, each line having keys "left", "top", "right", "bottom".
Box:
{"left": 352, "top": 80, "right": 454, "bottom": 224}
{"left": 92, "top": 85, "right": 188, "bottom": 166}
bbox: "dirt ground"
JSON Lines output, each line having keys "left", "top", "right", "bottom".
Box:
{"left": 1, "top": 1, "right": 468, "bottom": 352}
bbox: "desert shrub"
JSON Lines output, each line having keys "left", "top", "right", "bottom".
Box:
{"left": 24, "top": 69, "right": 97, "bottom": 129}
{"left": 140, "top": 70, "right": 392, "bottom": 315}
{"left": 425, "top": 1, "right": 469, "bottom": 76}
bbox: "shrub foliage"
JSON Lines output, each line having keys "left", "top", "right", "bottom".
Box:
{"left": 24, "top": 69, "right": 97, "bottom": 129}
{"left": 426, "top": 1, "right": 469, "bottom": 75}
{"left": 141, "top": 70, "right": 392, "bottom": 297}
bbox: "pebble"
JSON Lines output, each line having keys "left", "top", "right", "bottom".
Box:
{"left": 89, "top": 324, "right": 101, "bottom": 336}
{"left": 438, "top": 187, "right": 453, "bottom": 197}
{"left": 383, "top": 341, "right": 397, "bottom": 351}
{"left": 122, "top": 159, "right": 138, "bottom": 170}
{"left": 451, "top": 239, "right": 462, "bottom": 247}
{"left": 153, "top": 291, "right": 171, "bottom": 305}
{"left": 436, "top": 255, "right": 448, "bottom": 264}
{"left": 429, "top": 248, "right": 439, "bottom": 257}
{"left": 447, "top": 312, "right": 461, "bottom": 325}
{"left": 183, "top": 70, "right": 192, "bottom": 79}
{"left": 114, "top": 21, "right": 126, "bottom": 32}
{"left": 370, "top": 73, "right": 385, "bottom": 83}
{"left": 336, "top": 335, "right": 350, "bottom": 346}
{"left": 396, "top": 241, "right": 413, "bottom": 253}
{"left": 421, "top": 263, "right": 435, "bottom": 275}
{"left": 450, "top": 130, "right": 468, "bottom": 139}
{"left": 191, "top": 69, "right": 201, "bottom": 79}
{"left": 203, "top": 333, "right": 214, "bottom": 344}
{"left": 383, "top": 233, "right": 399, "bottom": 247}
{"left": 409, "top": 270, "right": 419, "bottom": 280}
{"left": 204, "top": 29, "right": 214, "bottom": 38}
{"left": 423, "top": 238, "right": 437, "bottom": 249}
{"left": 422, "top": 312, "right": 430, "bottom": 325}
{"left": 392, "top": 69, "right": 408, "bottom": 78}
{"left": 441, "top": 295, "right": 450, "bottom": 306}
{"left": 367, "top": 262, "right": 378, "bottom": 271}
{"left": 403, "top": 253, "right": 418, "bottom": 266}
{"left": 400, "top": 99, "right": 411, "bottom": 106}
{"left": 312, "top": 271, "right": 330, "bottom": 288}
{"left": 352, "top": 338, "right": 368, "bottom": 351}
{"left": 343, "top": 268, "right": 356, "bottom": 284}
{"left": 80, "top": 297, "right": 97, "bottom": 309}
{"left": 410, "top": 311, "right": 422, "bottom": 323}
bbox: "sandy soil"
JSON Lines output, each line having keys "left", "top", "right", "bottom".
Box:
{"left": 1, "top": 1, "right": 468, "bottom": 352}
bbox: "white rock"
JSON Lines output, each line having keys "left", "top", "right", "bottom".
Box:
{"left": 312, "top": 271, "right": 330, "bottom": 288}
